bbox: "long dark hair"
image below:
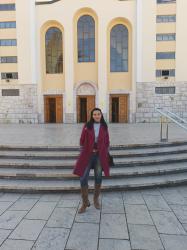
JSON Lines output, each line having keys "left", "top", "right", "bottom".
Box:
{"left": 86, "top": 108, "right": 108, "bottom": 129}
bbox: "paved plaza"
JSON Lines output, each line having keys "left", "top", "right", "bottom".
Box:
{"left": 0, "top": 187, "right": 186, "bottom": 249}
{"left": 0, "top": 123, "right": 187, "bottom": 147}
{"left": 0, "top": 123, "right": 187, "bottom": 249}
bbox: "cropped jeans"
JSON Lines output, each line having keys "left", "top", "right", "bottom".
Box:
{"left": 80, "top": 153, "right": 102, "bottom": 187}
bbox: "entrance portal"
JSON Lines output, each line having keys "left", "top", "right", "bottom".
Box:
{"left": 44, "top": 95, "right": 63, "bottom": 123}
{"left": 76, "top": 83, "right": 96, "bottom": 123}
{"left": 110, "top": 94, "right": 128, "bottom": 123}
{"left": 77, "top": 95, "right": 95, "bottom": 123}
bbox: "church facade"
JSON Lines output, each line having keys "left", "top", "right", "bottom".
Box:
{"left": 0, "top": 0, "right": 187, "bottom": 124}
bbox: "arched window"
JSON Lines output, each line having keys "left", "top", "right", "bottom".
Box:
{"left": 45, "top": 27, "right": 63, "bottom": 73}
{"left": 110, "top": 24, "right": 128, "bottom": 72}
{"left": 77, "top": 15, "right": 95, "bottom": 62}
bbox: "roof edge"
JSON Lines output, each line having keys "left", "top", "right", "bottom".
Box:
{"left": 35, "top": 0, "right": 61, "bottom": 6}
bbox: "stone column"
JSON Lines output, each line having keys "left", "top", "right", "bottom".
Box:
{"left": 14, "top": 0, "right": 38, "bottom": 123}
{"left": 176, "top": 0, "right": 187, "bottom": 82}
{"left": 134, "top": 0, "right": 143, "bottom": 123}
{"left": 16, "top": 0, "right": 37, "bottom": 85}
{"left": 98, "top": 19, "right": 108, "bottom": 121}
{"left": 64, "top": 19, "right": 74, "bottom": 123}
{"left": 136, "top": 0, "right": 143, "bottom": 84}
{"left": 135, "top": 0, "right": 156, "bottom": 123}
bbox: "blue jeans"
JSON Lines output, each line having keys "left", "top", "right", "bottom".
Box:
{"left": 80, "top": 153, "right": 102, "bottom": 187}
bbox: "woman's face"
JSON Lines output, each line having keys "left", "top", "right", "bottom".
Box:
{"left": 92, "top": 110, "right": 102, "bottom": 123}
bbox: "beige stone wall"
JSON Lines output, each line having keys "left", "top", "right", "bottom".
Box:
{"left": 136, "top": 81, "right": 187, "bottom": 123}
{"left": 0, "top": 84, "right": 38, "bottom": 123}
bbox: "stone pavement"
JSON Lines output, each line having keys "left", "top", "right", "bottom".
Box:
{"left": 0, "top": 186, "right": 187, "bottom": 249}
{"left": 0, "top": 123, "right": 187, "bottom": 147}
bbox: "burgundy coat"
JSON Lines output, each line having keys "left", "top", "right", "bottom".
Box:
{"left": 73, "top": 124, "right": 110, "bottom": 177}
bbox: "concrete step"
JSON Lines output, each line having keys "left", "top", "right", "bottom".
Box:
{"left": 0, "top": 163, "right": 187, "bottom": 180}
{"left": 1, "top": 142, "right": 187, "bottom": 192}
{"left": 1, "top": 140, "right": 187, "bottom": 151}
{"left": 0, "top": 152, "right": 187, "bottom": 168}
{"left": 1, "top": 144, "right": 187, "bottom": 159}
{"left": 0, "top": 172, "right": 187, "bottom": 192}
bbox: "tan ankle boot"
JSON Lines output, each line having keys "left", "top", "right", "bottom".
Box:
{"left": 94, "top": 184, "right": 101, "bottom": 209}
{"left": 78, "top": 186, "right": 90, "bottom": 213}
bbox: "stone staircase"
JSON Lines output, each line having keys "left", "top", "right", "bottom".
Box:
{"left": 0, "top": 142, "right": 187, "bottom": 192}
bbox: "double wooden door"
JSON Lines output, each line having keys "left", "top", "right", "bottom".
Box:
{"left": 110, "top": 94, "right": 128, "bottom": 123}
{"left": 77, "top": 95, "right": 95, "bottom": 123}
{"left": 44, "top": 95, "right": 63, "bottom": 123}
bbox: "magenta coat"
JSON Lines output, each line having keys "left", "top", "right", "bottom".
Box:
{"left": 73, "top": 124, "right": 110, "bottom": 177}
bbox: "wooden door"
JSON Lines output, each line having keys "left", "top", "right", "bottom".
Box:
{"left": 77, "top": 95, "right": 95, "bottom": 123}
{"left": 48, "top": 98, "right": 56, "bottom": 123}
{"left": 77, "top": 96, "right": 83, "bottom": 123}
{"left": 44, "top": 97, "right": 50, "bottom": 123}
{"left": 87, "top": 96, "right": 95, "bottom": 121}
{"left": 110, "top": 94, "right": 128, "bottom": 123}
{"left": 44, "top": 95, "right": 63, "bottom": 123}
{"left": 56, "top": 96, "right": 63, "bottom": 123}
{"left": 111, "top": 97, "right": 119, "bottom": 123}
{"left": 119, "top": 95, "right": 128, "bottom": 123}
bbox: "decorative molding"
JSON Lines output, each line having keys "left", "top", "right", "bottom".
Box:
{"left": 77, "top": 83, "right": 96, "bottom": 96}
{"left": 108, "top": 89, "right": 132, "bottom": 95}
{"left": 42, "top": 89, "right": 64, "bottom": 95}
{"left": 75, "top": 81, "right": 98, "bottom": 94}
{"left": 35, "top": 0, "right": 61, "bottom": 6}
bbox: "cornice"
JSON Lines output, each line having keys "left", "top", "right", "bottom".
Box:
{"left": 35, "top": 0, "right": 61, "bottom": 6}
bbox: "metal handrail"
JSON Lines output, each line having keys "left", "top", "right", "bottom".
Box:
{"left": 156, "top": 108, "right": 187, "bottom": 142}
{"left": 156, "top": 108, "right": 187, "bottom": 131}
{"left": 166, "top": 110, "right": 187, "bottom": 124}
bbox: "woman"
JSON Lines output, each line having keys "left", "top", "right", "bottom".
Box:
{"left": 73, "top": 108, "right": 110, "bottom": 213}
